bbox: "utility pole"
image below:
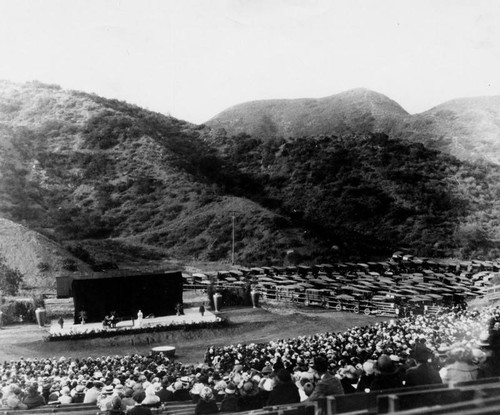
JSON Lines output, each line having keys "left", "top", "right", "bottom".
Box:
{"left": 230, "top": 211, "right": 236, "bottom": 265}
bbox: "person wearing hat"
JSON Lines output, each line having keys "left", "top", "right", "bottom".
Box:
{"left": 441, "top": 344, "right": 478, "bottom": 383}
{"left": 266, "top": 369, "right": 300, "bottom": 406}
{"left": 238, "top": 380, "right": 264, "bottom": 412}
{"left": 98, "top": 384, "right": 115, "bottom": 411}
{"left": 156, "top": 377, "right": 174, "bottom": 403}
{"left": 58, "top": 385, "right": 73, "bottom": 404}
{"left": 356, "top": 360, "right": 375, "bottom": 392}
{"left": 194, "top": 386, "right": 219, "bottom": 415}
{"left": 22, "top": 383, "right": 46, "bottom": 409}
{"left": 369, "top": 355, "right": 403, "bottom": 391}
{"left": 108, "top": 396, "right": 126, "bottom": 415}
{"left": 338, "top": 365, "right": 359, "bottom": 394}
{"left": 307, "top": 356, "right": 344, "bottom": 407}
{"left": 478, "top": 326, "right": 500, "bottom": 378}
{"left": 72, "top": 383, "right": 86, "bottom": 403}
{"left": 84, "top": 381, "right": 103, "bottom": 404}
{"left": 172, "top": 381, "right": 191, "bottom": 402}
{"left": 4, "top": 384, "right": 28, "bottom": 410}
{"left": 220, "top": 383, "right": 239, "bottom": 413}
{"left": 141, "top": 385, "right": 160, "bottom": 407}
{"left": 121, "top": 388, "right": 136, "bottom": 409}
{"left": 127, "top": 389, "right": 153, "bottom": 415}
{"left": 404, "top": 344, "right": 442, "bottom": 387}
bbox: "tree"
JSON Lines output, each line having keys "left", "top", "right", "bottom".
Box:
{"left": 0, "top": 255, "right": 24, "bottom": 295}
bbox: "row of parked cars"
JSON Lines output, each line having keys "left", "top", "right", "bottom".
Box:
{"left": 186, "top": 255, "right": 498, "bottom": 315}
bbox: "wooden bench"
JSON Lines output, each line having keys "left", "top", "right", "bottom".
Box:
{"left": 0, "top": 403, "right": 99, "bottom": 415}
{"left": 379, "top": 394, "right": 500, "bottom": 415}
{"left": 377, "top": 388, "right": 477, "bottom": 413}
{"left": 326, "top": 383, "right": 447, "bottom": 414}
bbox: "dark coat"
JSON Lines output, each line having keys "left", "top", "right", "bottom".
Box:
{"left": 172, "top": 389, "right": 192, "bottom": 402}
{"left": 238, "top": 390, "right": 265, "bottom": 411}
{"left": 220, "top": 395, "right": 239, "bottom": 413}
{"left": 369, "top": 373, "right": 403, "bottom": 391}
{"left": 267, "top": 382, "right": 300, "bottom": 406}
{"left": 22, "top": 394, "right": 46, "bottom": 409}
{"left": 308, "top": 373, "right": 344, "bottom": 401}
{"left": 404, "top": 364, "right": 443, "bottom": 387}
{"left": 195, "top": 399, "right": 219, "bottom": 415}
{"left": 127, "top": 405, "right": 153, "bottom": 415}
{"left": 156, "top": 388, "right": 174, "bottom": 403}
{"left": 340, "top": 378, "right": 357, "bottom": 394}
{"left": 356, "top": 374, "right": 375, "bottom": 392}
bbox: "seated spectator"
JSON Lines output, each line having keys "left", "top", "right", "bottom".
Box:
{"left": 404, "top": 343, "right": 442, "bottom": 387}
{"left": 108, "top": 396, "right": 126, "bottom": 415}
{"left": 142, "top": 385, "right": 160, "bottom": 407}
{"left": 47, "top": 384, "right": 61, "bottom": 403}
{"left": 128, "top": 390, "right": 153, "bottom": 415}
{"left": 172, "top": 381, "right": 192, "bottom": 401}
{"left": 84, "top": 381, "right": 102, "bottom": 404}
{"left": 72, "top": 384, "right": 86, "bottom": 403}
{"left": 22, "top": 383, "right": 46, "bottom": 409}
{"left": 300, "top": 380, "right": 315, "bottom": 401}
{"left": 356, "top": 360, "right": 375, "bottom": 392}
{"left": 307, "top": 356, "right": 344, "bottom": 401}
{"left": 369, "top": 354, "right": 403, "bottom": 391}
{"left": 156, "top": 377, "right": 174, "bottom": 403}
{"left": 3, "top": 384, "right": 27, "bottom": 410}
{"left": 220, "top": 383, "right": 239, "bottom": 413}
{"left": 98, "top": 384, "right": 115, "bottom": 411}
{"left": 478, "top": 324, "right": 500, "bottom": 378}
{"left": 441, "top": 344, "right": 478, "bottom": 383}
{"left": 58, "top": 386, "right": 73, "bottom": 404}
{"left": 195, "top": 386, "right": 219, "bottom": 415}
{"left": 266, "top": 369, "right": 300, "bottom": 406}
{"left": 238, "top": 379, "right": 264, "bottom": 411}
{"left": 338, "top": 365, "right": 359, "bottom": 394}
{"left": 121, "top": 388, "right": 136, "bottom": 409}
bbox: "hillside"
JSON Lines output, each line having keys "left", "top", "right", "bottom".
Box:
{"left": 0, "top": 218, "right": 92, "bottom": 290}
{"left": 207, "top": 89, "right": 500, "bottom": 165}
{"left": 392, "top": 96, "right": 500, "bottom": 164}
{"left": 0, "top": 81, "right": 328, "bottom": 287}
{"left": 208, "top": 132, "right": 500, "bottom": 260}
{"left": 2, "top": 81, "right": 500, "bottom": 290}
{"left": 206, "top": 88, "right": 408, "bottom": 140}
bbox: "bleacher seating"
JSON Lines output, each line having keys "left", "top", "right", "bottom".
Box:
{"left": 4, "top": 381, "right": 500, "bottom": 415}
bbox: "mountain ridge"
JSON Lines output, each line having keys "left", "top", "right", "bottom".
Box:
{"left": 207, "top": 88, "right": 500, "bottom": 164}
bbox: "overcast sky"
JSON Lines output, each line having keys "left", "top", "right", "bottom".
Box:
{"left": 0, "top": 0, "right": 498, "bottom": 124}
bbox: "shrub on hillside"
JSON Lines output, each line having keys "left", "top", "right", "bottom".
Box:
{"left": 0, "top": 298, "right": 36, "bottom": 324}
{"left": 0, "top": 255, "right": 24, "bottom": 295}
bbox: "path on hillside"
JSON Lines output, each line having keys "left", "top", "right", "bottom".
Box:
{"left": 0, "top": 306, "right": 389, "bottom": 364}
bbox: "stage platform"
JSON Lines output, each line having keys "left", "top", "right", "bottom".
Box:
{"left": 49, "top": 307, "right": 218, "bottom": 335}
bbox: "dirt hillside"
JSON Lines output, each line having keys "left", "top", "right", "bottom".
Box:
{"left": 0, "top": 218, "right": 92, "bottom": 290}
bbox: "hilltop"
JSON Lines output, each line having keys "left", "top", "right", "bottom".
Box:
{"left": 392, "top": 96, "right": 500, "bottom": 164}
{"left": 207, "top": 88, "right": 408, "bottom": 140}
{"left": 207, "top": 89, "right": 500, "bottom": 164}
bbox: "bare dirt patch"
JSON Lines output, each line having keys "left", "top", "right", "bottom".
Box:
{"left": 0, "top": 305, "right": 388, "bottom": 364}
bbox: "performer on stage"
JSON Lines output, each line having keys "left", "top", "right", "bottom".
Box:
{"left": 136, "top": 310, "right": 143, "bottom": 328}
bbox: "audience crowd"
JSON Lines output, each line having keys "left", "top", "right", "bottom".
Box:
{"left": 1, "top": 306, "right": 500, "bottom": 414}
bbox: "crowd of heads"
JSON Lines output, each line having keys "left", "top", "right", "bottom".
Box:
{"left": 1, "top": 305, "right": 500, "bottom": 412}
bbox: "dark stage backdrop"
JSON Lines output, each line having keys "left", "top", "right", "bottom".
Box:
{"left": 72, "top": 271, "right": 183, "bottom": 324}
